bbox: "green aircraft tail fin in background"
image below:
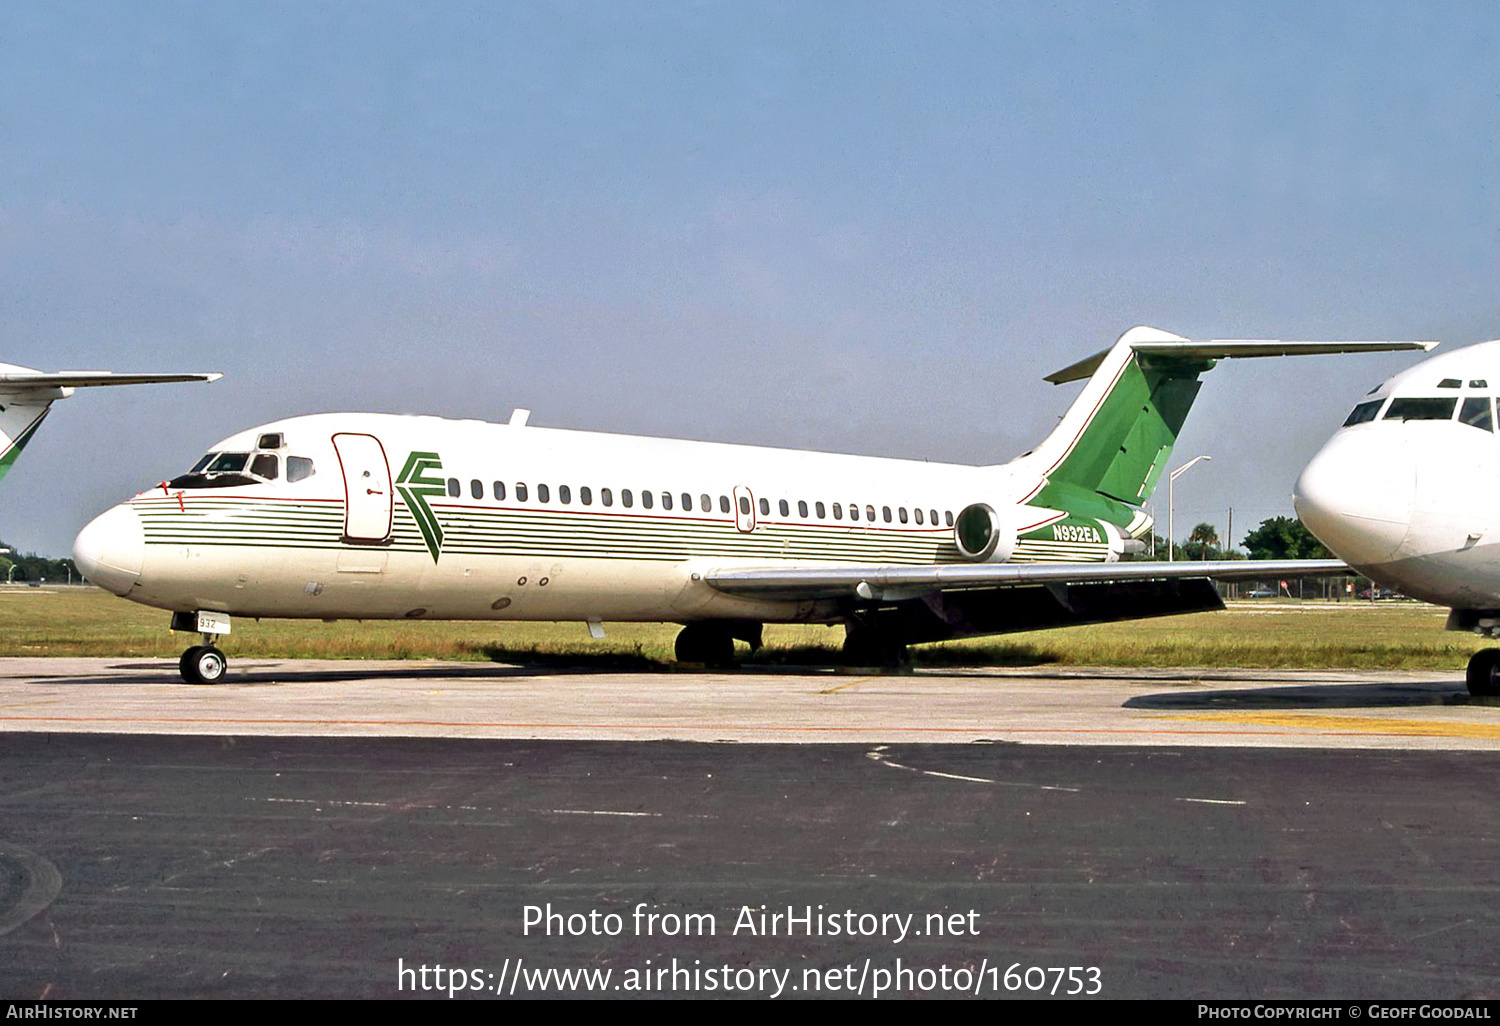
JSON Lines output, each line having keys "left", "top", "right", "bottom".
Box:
{"left": 1021, "top": 328, "right": 1437, "bottom": 529}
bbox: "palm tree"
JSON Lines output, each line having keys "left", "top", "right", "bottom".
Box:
{"left": 1186, "top": 522, "right": 1220, "bottom": 560}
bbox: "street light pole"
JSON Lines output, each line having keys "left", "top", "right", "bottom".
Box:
{"left": 1167, "top": 455, "right": 1212, "bottom": 562}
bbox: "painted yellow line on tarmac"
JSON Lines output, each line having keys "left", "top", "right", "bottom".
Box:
{"left": 817, "top": 676, "right": 874, "bottom": 694}
{"left": 1162, "top": 712, "right": 1500, "bottom": 739}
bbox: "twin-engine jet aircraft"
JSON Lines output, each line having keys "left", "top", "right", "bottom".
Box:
{"left": 1294, "top": 338, "right": 1500, "bottom": 696}
{"left": 1, "top": 363, "right": 221, "bottom": 483}
{"left": 73, "top": 327, "right": 1429, "bottom": 683}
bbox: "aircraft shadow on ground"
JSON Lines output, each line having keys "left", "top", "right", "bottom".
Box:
{"left": 1124, "top": 680, "right": 1485, "bottom": 711}
{"left": 54, "top": 662, "right": 554, "bottom": 686}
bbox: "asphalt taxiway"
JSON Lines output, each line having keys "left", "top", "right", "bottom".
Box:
{"left": 3, "top": 658, "right": 1500, "bottom": 999}
{"left": 0, "top": 657, "right": 1497, "bottom": 748}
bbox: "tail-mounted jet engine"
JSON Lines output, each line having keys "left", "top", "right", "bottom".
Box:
{"left": 953, "top": 503, "right": 1017, "bottom": 562}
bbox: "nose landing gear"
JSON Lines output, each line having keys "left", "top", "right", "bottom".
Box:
{"left": 170, "top": 611, "right": 232, "bottom": 684}
{"left": 1466, "top": 648, "right": 1500, "bottom": 697}
{"left": 179, "top": 641, "right": 228, "bottom": 684}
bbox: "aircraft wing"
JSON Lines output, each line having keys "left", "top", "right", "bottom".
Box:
{"left": 0, "top": 371, "right": 223, "bottom": 389}
{"left": 705, "top": 558, "right": 1347, "bottom": 601}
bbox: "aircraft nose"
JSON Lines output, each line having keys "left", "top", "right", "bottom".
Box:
{"left": 73, "top": 504, "right": 145, "bottom": 597}
{"left": 1293, "top": 429, "right": 1414, "bottom": 565}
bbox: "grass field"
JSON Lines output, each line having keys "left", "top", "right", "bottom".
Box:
{"left": 0, "top": 584, "right": 1486, "bottom": 669}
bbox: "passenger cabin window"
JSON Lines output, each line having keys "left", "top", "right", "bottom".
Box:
{"left": 882, "top": 506, "right": 892, "bottom": 523}
{"left": 471, "top": 479, "right": 483, "bottom": 500}
{"left": 538, "top": 484, "right": 550, "bottom": 503}
{"left": 684, "top": 493, "right": 694, "bottom": 511}
{"left": 833, "top": 503, "right": 843, "bottom": 520}
{"left": 660, "top": 492, "right": 671, "bottom": 510}
{"left": 287, "top": 456, "right": 315, "bottom": 483}
{"left": 815, "top": 501, "right": 825, "bottom": 518}
{"left": 602, "top": 487, "right": 613, "bottom": 506}
{"left": 1383, "top": 397, "right": 1458, "bottom": 421}
{"left": 1460, "top": 397, "right": 1494, "bottom": 432}
{"left": 517, "top": 483, "right": 529, "bottom": 501}
{"left": 446, "top": 478, "right": 460, "bottom": 497}
{"left": 778, "top": 499, "right": 789, "bottom": 517}
{"left": 1343, "top": 399, "right": 1383, "bottom": 426}
{"left": 866, "top": 505, "right": 876, "bottom": 521}
{"left": 898, "top": 507, "right": 908, "bottom": 523}
{"left": 581, "top": 486, "right": 592, "bottom": 505}
{"left": 720, "top": 495, "right": 730, "bottom": 513}
{"left": 738, "top": 496, "right": 750, "bottom": 515}
{"left": 493, "top": 481, "right": 506, "bottom": 501}
{"left": 701, "top": 494, "right": 712, "bottom": 512}
{"left": 642, "top": 491, "right": 653, "bottom": 509}
{"left": 559, "top": 485, "right": 571, "bottom": 504}
{"left": 759, "top": 498, "right": 769, "bottom": 516}
{"left": 914, "top": 508, "right": 924, "bottom": 525}
{"left": 623, "top": 489, "right": 633, "bottom": 508}
{"left": 798, "top": 500, "right": 809, "bottom": 517}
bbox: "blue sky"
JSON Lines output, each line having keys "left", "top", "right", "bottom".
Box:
{"left": 1, "top": 1, "right": 1497, "bottom": 557}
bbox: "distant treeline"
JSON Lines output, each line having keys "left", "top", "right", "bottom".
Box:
{"left": 0, "top": 540, "right": 78, "bottom": 583}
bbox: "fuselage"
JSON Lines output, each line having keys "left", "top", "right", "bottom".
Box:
{"left": 1295, "top": 339, "right": 1500, "bottom": 611}
{"left": 73, "top": 412, "right": 1123, "bottom": 625}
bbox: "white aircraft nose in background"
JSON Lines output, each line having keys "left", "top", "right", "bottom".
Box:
{"left": 1293, "top": 428, "right": 1415, "bottom": 566}
{"left": 1290, "top": 336, "right": 1500, "bottom": 696}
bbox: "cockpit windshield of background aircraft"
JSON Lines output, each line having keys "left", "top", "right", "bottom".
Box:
{"left": 1342, "top": 382, "right": 1495, "bottom": 433}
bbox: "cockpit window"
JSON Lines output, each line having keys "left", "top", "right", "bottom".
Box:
{"left": 168, "top": 449, "right": 290, "bottom": 489}
{"left": 1438, "top": 378, "right": 1462, "bottom": 389}
{"left": 206, "top": 452, "right": 250, "bottom": 473}
{"left": 1460, "top": 397, "right": 1494, "bottom": 432}
{"left": 287, "top": 456, "right": 315, "bottom": 482}
{"left": 1343, "top": 400, "right": 1383, "bottom": 427}
{"left": 1383, "top": 397, "right": 1457, "bottom": 422}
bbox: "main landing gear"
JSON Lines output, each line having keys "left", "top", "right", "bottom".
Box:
{"left": 674, "top": 621, "right": 762, "bottom": 668}
{"left": 1467, "top": 649, "right": 1500, "bottom": 697}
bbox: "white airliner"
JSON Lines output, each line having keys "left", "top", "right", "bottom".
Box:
{"left": 1, "top": 364, "right": 221, "bottom": 483}
{"left": 1293, "top": 337, "right": 1500, "bottom": 696}
{"left": 72, "top": 327, "right": 1428, "bottom": 684}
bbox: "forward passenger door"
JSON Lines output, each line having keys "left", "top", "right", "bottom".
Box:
{"left": 332, "top": 433, "right": 394, "bottom": 543}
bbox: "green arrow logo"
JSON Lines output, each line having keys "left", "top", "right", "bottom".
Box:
{"left": 396, "top": 451, "right": 446, "bottom": 563}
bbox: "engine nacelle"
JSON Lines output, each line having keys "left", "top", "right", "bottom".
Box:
{"left": 953, "top": 503, "right": 1018, "bottom": 562}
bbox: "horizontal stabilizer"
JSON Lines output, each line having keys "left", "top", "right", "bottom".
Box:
{"left": 705, "top": 558, "right": 1348, "bottom": 601}
{"left": 1045, "top": 339, "right": 1438, "bottom": 385}
{"left": 0, "top": 371, "right": 222, "bottom": 390}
